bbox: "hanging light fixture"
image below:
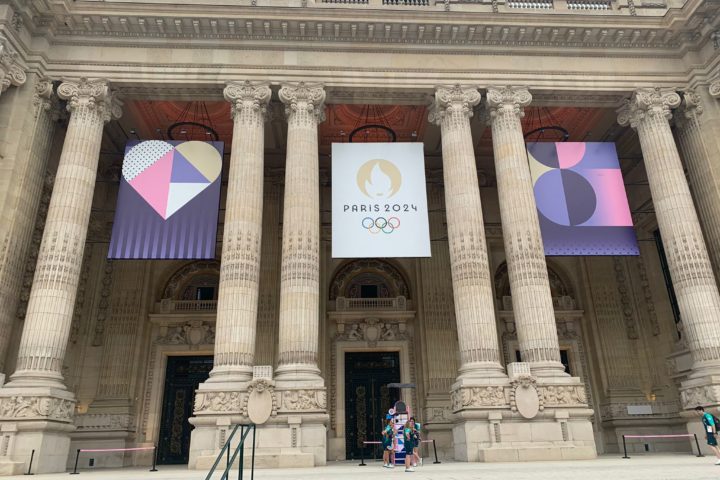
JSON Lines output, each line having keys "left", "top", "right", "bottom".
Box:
{"left": 167, "top": 101, "right": 220, "bottom": 142}
{"left": 347, "top": 104, "right": 398, "bottom": 143}
{"left": 523, "top": 106, "right": 570, "bottom": 143}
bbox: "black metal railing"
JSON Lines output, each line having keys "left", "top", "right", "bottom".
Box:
{"left": 204, "top": 424, "right": 257, "bottom": 480}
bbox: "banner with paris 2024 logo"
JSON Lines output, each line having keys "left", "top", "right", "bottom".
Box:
{"left": 332, "top": 142, "right": 431, "bottom": 258}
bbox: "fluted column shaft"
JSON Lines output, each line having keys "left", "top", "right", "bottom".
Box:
{"left": 208, "top": 81, "right": 271, "bottom": 384}
{"left": 0, "top": 79, "right": 57, "bottom": 372}
{"left": 275, "top": 83, "right": 325, "bottom": 383}
{"left": 486, "top": 86, "right": 565, "bottom": 377}
{"left": 675, "top": 89, "right": 720, "bottom": 280}
{"left": 7, "top": 79, "right": 120, "bottom": 388}
{"left": 618, "top": 88, "right": 720, "bottom": 375}
{"left": 429, "top": 86, "right": 505, "bottom": 380}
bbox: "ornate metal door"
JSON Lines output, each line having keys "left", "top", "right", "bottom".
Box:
{"left": 344, "top": 352, "right": 401, "bottom": 460}
{"left": 157, "top": 355, "right": 213, "bottom": 464}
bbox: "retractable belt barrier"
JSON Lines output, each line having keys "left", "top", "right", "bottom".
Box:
{"left": 69, "top": 446, "right": 158, "bottom": 475}
{"left": 621, "top": 433, "right": 704, "bottom": 459}
{"left": 358, "top": 439, "right": 441, "bottom": 466}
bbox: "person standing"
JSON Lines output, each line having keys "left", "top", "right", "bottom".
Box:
{"left": 382, "top": 418, "right": 396, "bottom": 468}
{"left": 403, "top": 420, "right": 416, "bottom": 472}
{"left": 409, "top": 416, "right": 422, "bottom": 467}
{"left": 695, "top": 406, "right": 720, "bottom": 464}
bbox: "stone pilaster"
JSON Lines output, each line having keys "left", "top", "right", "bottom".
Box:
{"left": 0, "top": 78, "right": 58, "bottom": 373}
{"left": 7, "top": 79, "right": 121, "bottom": 389}
{"left": 618, "top": 88, "right": 720, "bottom": 385}
{"left": 275, "top": 83, "right": 325, "bottom": 385}
{"left": 206, "top": 81, "right": 271, "bottom": 384}
{"left": 674, "top": 89, "right": 720, "bottom": 281}
{"left": 429, "top": 86, "right": 505, "bottom": 382}
{"left": 0, "top": 35, "right": 26, "bottom": 97}
{"left": 485, "top": 86, "right": 565, "bottom": 378}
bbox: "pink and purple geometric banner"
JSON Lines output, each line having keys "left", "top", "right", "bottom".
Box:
{"left": 527, "top": 142, "right": 639, "bottom": 256}
{"left": 108, "top": 140, "right": 223, "bottom": 259}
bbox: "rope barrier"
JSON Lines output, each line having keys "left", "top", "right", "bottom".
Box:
{"left": 358, "top": 439, "right": 440, "bottom": 466}
{"left": 69, "top": 445, "right": 158, "bottom": 475}
{"left": 621, "top": 433, "right": 703, "bottom": 459}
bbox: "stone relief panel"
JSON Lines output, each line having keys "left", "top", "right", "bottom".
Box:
{"left": 156, "top": 320, "right": 216, "bottom": 346}
{"left": 0, "top": 396, "right": 75, "bottom": 422}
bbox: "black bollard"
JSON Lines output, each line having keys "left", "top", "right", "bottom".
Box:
{"left": 251, "top": 425, "right": 256, "bottom": 480}
{"left": 24, "top": 449, "right": 35, "bottom": 475}
{"left": 432, "top": 439, "right": 441, "bottom": 464}
{"left": 694, "top": 434, "right": 704, "bottom": 457}
{"left": 622, "top": 435, "right": 629, "bottom": 459}
{"left": 358, "top": 443, "right": 366, "bottom": 466}
{"left": 70, "top": 449, "right": 81, "bottom": 475}
{"left": 150, "top": 445, "right": 158, "bottom": 472}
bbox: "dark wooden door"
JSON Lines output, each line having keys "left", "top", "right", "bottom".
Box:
{"left": 157, "top": 355, "right": 213, "bottom": 464}
{"left": 344, "top": 352, "right": 401, "bottom": 460}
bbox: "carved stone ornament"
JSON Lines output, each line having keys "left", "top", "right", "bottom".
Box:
{"left": 278, "top": 82, "right": 326, "bottom": 124}
{"left": 336, "top": 318, "right": 407, "bottom": 347}
{"left": 710, "top": 81, "right": 720, "bottom": 99}
{"left": 224, "top": 81, "right": 272, "bottom": 121}
{"left": 539, "top": 385, "right": 588, "bottom": 406}
{"left": 616, "top": 87, "right": 681, "bottom": 129}
{"left": 194, "top": 391, "right": 245, "bottom": 414}
{"left": 75, "top": 413, "right": 134, "bottom": 431}
{"left": 510, "top": 375, "right": 542, "bottom": 419}
{"left": 450, "top": 386, "right": 507, "bottom": 412}
{"left": 485, "top": 86, "right": 532, "bottom": 121}
{"left": 428, "top": 85, "right": 481, "bottom": 125}
{"left": 0, "top": 35, "right": 27, "bottom": 93}
{"left": 680, "top": 385, "right": 720, "bottom": 409}
{"left": 244, "top": 378, "right": 277, "bottom": 424}
{"left": 156, "top": 320, "right": 215, "bottom": 345}
{"left": 57, "top": 78, "right": 123, "bottom": 122}
{"left": 281, "top": 389, "right": 327, "bottom": 412}
{"left": 0, "top": 395, "right": 75, "bottom": 422}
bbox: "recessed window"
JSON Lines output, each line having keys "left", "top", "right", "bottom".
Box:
{"left": 196, "top": 287, "right": 215, "bottom": 301}
{"left": 360, "top": 284, "right": 379, "bottom": 298}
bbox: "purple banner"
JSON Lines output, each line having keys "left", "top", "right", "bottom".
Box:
{"left": 527, "top": 142, "right": 639, "bottom": 256}
{"left": 108, "top": 140, "right": 223, "bottom": 259}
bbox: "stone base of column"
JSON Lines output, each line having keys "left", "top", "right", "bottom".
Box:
{"left": 0, "top": 386, "right": 76, "bottom": 475}
{"left": 451, "top": 364, "right": 595, "bottom": 462}
{"left": 188, "top": 380, "right": 328, "bottom": 469}
{"left": 273, "top": 364, "right": 324, "bottom": 388}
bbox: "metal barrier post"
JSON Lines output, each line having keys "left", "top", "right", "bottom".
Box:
{"left": 239, "top": 425, "right": 245, "bottom": 480}
{"left": 70, "top": 449, "right": 81, "bottom": 474}
{"left": 150, "top": 444, "right": 158, "bottom": 472}
{"left": 359, "top": 442, "right": 366, "bottom": 466}
{"left": 622, "top": 435, "right": 629, "bottom": 459}
{"left": 24, "top": 449, "right": 35, "bottom": 475}
{"left": 694, "top": 433, "right": 705, "bottom": 457}
{"left": 432, "top": 439, "right": 441, "bottom": 464}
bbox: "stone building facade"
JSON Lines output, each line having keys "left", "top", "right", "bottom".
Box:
{"left": 0, "top": 0, "right": 719, "bottom": 475}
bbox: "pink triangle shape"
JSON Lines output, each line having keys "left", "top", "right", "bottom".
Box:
{"left": 129, "top": 149, "right": 174, "bottom": 219}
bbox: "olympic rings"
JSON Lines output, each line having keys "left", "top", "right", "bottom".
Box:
{"left": 361, "top": 216, "right": 401, "bottom": 234}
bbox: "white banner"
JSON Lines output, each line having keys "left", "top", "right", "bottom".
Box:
{"left": 332, "top": 142, "right": 431, "bottom": 258}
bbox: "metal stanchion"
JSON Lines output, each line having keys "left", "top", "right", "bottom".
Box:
{"left": 24, "top": 449, "right": 35, "bottom": 475}
{"left": 694, "top": 433, "right": 705, "bottom": 457}
{"left": 239, "top": 425, "right": 245, "bottom": 480}
{"left": 70, "top": 449, "right": 81, "bottom": 474}
{"left": 358, "top": 443, "right": 366, "bottom": 466}
{"left": 432, "top": 439, "right": 441, "bottom": 464}
{"left": 622, "top": 435, "right": 629, "bottom": 459}
{"left": 150, "top": 444, "right": 158, "bottom": 472}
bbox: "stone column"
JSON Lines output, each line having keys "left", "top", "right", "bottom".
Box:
{"left": 618, "top": 88, "right": 720, "bottom": 379}
{"left": 429, "top": 86, "right": 505, "bottom": 382}
{"left": 485, "top": 86, "right": 565, "bottom": 378}
{"left": 6, "top": 79, "right": 121, "bottom": 388}
{"left": 0, "top": 78, "right": 58, "bottom": 374}
{"left": 0, "top": 35, "right": 27, "bottom": 98}
{"left": 203, "top": 81, "right": 271, "bottom": 384}
{"left": 674, "top": 89, "right": 720, "bottom": 280}
{"left": 275, "top": 83, "right": 325, "bottom": 385}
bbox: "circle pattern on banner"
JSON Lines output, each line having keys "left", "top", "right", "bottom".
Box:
{"left": 362, "top": 216, "right": 401, "bottom": 234}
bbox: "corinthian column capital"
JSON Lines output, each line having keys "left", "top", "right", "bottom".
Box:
{"left": 710, "top": 80, "right": 720, "bottom": 99}
{"left": 0, "top": 35, "right": 27, "bottom": 93}
{"left": 673, "top": 89, "right": 704, "bottom": 131}
{"left": 485, "top": 86, "right": 532, "bottom": 121}
{"left": 224, "top": 81, "right": 272, "bottom": 122}
{"left": 617, "top": 87, "right": 681, "bottom": 128}
{"left": 428, "top": 85, "right": 481, "bottom": 125}
{"left": 57, "top": 78, "right": 122, "bottom": 123}
{"left": 278, "top": 82, "right": 326, "bottom": 124}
